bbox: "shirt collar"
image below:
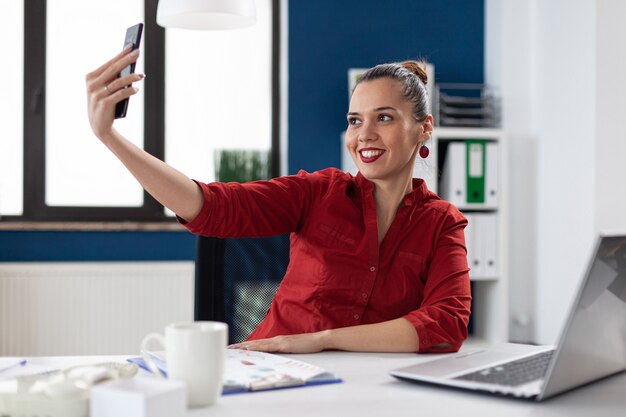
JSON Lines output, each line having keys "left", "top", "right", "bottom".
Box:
{"left": 355, "top": 172, "right": 431, "bottom": 206}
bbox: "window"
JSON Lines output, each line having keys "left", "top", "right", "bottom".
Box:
{"left": 0, "top": 1, "right": 24, "bottom": 216}
{"left": 164, "top": 0, "right": 273, "bottom": 216}
{"left": 46, "top": 0, "right": 145, "bottom": 208}
{"left": 2, "top": 0, "right": 279, "bottom": 221}
{"left": 165, "top": 0, "right": 273, "bottom": 184}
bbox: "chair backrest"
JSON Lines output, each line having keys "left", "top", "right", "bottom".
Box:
{"left": 194, "top": 234, "right": 290, "bottom": 343}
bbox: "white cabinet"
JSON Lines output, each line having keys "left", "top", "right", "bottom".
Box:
{"left": 430, "top": 127, "right": 508, "bottom": 343}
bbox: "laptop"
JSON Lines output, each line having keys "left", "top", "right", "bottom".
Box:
{"left": 390, "top": 234, "right": 626, "bottom": 400}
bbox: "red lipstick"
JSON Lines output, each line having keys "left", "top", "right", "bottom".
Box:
{"left": 359, "top": 148, "right": 385, "bottom": 163}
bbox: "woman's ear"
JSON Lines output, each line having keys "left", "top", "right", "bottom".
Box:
{"left": 416, "top": 114, "right": 434, "bottom": 144}
{"left": 422, "top": 114, "right": 434, "bottom": 136}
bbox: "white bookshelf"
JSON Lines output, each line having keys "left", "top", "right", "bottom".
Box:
{"left": 430, "top": 127, "right": 508, "bottom": 344}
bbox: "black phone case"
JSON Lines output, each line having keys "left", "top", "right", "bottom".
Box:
{"left": 114, "top": 23, "right": 144, "bottom": 119}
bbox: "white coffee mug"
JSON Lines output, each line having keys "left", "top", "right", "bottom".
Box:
{"left": 141, "top": 321, "right": 228, "bottom": 408}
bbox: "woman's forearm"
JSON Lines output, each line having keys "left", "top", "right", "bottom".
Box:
{"left": 321, "top": 318, "right": 420, "bottom": 353}
{"left": 230, "top": 318, "right": 457, "bottom": 354}
{"left": 101, "top": 129, "right": 203, "bottom": 222}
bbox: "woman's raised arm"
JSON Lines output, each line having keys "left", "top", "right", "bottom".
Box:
{"left": 85, "top": 46, "right": 203, "bottom": 222}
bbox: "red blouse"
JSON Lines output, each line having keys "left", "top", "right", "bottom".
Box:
{"left": 181, "top": 168, "right": 471, "bottom": 353}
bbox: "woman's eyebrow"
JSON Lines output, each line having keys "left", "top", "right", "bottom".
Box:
{"left": 373, "top": 106, "right": 398, "bottom": 112}
{"left": 347, "top": 106, "right": 398, "bottom": 117}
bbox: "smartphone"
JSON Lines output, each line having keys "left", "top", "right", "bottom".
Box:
{"left": 114, "top": 23, "right": 144, "bottom": 119}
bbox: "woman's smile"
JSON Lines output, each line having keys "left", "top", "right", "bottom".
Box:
{"left": 359, "top": 148, "right": 386, "bottom": 163}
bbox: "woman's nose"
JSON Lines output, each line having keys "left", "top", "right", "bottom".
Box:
{"left": 358, "top": 121, "right": 379, "bottom": 142}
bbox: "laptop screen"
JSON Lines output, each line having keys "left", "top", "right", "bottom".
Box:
{"left": 541, "top": 235, "right": 626, "bottom": 399}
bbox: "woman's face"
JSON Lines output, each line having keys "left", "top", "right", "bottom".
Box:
{"left": 346, "top": 78, "right": 432, "bottom": 184}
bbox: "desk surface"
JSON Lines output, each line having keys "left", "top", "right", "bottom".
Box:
{"left": 24, "top": 351, "right": 626, "bottom": 417}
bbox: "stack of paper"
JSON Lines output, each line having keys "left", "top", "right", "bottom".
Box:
{"left": 223, "top": 349, "right": 340, "bottom": 393}
{"left": 128, "top": 349, "right": 341, "bottom": 394}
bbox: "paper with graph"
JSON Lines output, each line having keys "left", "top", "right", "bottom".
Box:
{"left": 128, "top": 349, "right": 341, "bottom": 394}
{"left": 223, "top": 349, "right": 341, "bottom": 393}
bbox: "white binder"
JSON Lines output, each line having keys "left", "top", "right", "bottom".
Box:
{"left": 440, "top": 141, "right": 499, "bottom": 210}
{"left": 485, "top": 142, "right": 499, "bottom": 207}
{"left": 478, "top": 213, "right": 498, "bottom": 278}
{"left": 439, "top": 142, "right": 466, "bottom": 207}
{"left": 465, "top": 213, "right": 498, "bottom": 280}
{"left": 464, "top": 213, "right": 481, "bottom": 278}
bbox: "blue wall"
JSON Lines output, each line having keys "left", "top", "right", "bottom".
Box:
{"left": 288, "top": 0, "right": 485, "bottom": 174}
{"left": 0, "top": 231, "right": 196, "bottom": 262}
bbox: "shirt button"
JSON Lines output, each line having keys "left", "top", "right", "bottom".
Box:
{"left": 361, "top": 292, "right": 368, "bottom": 299}
{"left": 353, "top": 313, "right": 360, "bottom": 321}
{"left": 369, "top": 266, "right": 376, "bottom": 272}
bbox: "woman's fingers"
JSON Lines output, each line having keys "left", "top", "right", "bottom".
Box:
{"left": 229, "top": 339, "right": 276, "bottom": 352}
{"left": 103, "top": 85, "right": 140, "bottom": 107}
{"left": 98, "top": 49, "right": 141, "bottom": 84}
{"left": 86, "top": 48, "right": 140, "bottom": 96}
{"left": 87, "top": 43, "right": 133, "bottom": 79}
{"left": 104, "top": 73, "right": 145, "bottom": 96}
{"left": 89, "top": 74, "right": 142, "bottom": 107}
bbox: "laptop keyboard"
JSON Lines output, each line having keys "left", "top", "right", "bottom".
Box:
{"left": 454, "top": 350, "right": 555, "bottom": 387}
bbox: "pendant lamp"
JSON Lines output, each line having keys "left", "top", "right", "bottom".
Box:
{"left": 156, "top": 0, "right": 257, "bottom": 30}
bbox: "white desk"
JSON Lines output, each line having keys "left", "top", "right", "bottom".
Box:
{"left": 22, "top": 351, "right": 626, "bottom": 417}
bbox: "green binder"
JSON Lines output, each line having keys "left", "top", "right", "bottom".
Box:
{"left": 466, "top": 140, "right": 486, "bottom": 204}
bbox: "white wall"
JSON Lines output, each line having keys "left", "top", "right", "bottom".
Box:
{"left": 485, "top": 0, "right": 537, "bottom": 343}
{"left": 595, "top": 0, "right": 626, "bottom": 234}
{"left": 486, "top": 0, "right": 626, "bottom": 344}
{"left": 533, "top": 0, "right": 597, "bottom": 345}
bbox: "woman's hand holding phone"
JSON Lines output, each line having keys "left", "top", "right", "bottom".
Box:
{"left": 85, "top": 45, "right": 144, "bottom": 142}
{"left": 83, "top": 24, "right": 203, "bottom": 223}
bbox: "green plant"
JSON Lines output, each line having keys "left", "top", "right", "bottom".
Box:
{"left": 214, "top": 149, "right": 271, "bottom": 183}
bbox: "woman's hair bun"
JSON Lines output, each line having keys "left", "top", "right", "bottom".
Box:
{"left": 401, "top": 60, "right": 428, "bottom": 85}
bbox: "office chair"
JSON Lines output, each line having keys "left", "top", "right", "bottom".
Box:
{"left": 194, "top": 234, "right": 290, "bottom": 344}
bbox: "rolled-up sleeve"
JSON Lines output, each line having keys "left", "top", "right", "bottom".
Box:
{"left": 403, "top": 207, "right": 472, "bottom": 353}
{"left": 179, "top": 169, "right": 331, "bottom": 238}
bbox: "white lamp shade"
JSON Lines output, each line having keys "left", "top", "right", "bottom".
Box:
{"left": 157, "top": 0, "right": 257, "bottom": 30}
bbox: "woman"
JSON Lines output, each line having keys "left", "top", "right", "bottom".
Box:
{"left": 86, "top": 46, "right": 471, "bottom": 354}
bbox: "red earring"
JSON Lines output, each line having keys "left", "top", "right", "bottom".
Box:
{"left": 419, "top": 145, "right": 430, "bottom": 159}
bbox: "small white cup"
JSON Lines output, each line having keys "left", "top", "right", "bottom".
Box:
{"left": 141, "top": 321, "right": 228, "bottom": 408}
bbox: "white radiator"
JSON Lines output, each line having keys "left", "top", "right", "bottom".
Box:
{"left": 0, "top": 262, "right": 194, "bottom": 356}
